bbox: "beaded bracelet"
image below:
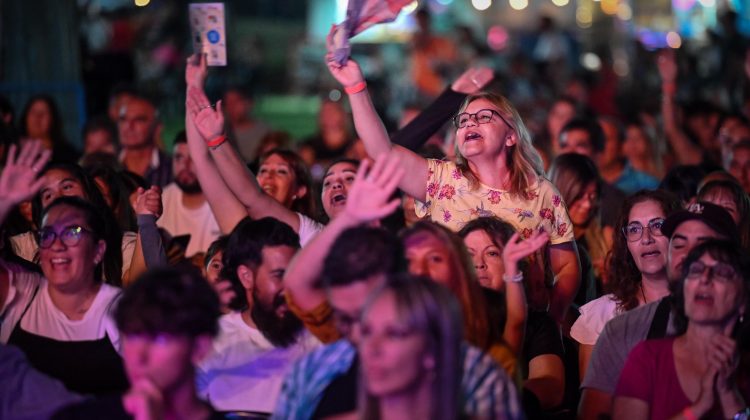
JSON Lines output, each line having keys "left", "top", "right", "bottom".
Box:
{"left": 502, "top": 271, "right": 523, "bottom": 283}
{"left": 207, "top": 134, "right": 226, "bottom": 148}
{"left": 345, "top": 81, "right": 367, "bottom": 95}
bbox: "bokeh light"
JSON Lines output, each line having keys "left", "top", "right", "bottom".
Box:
{"left": 472, "top": 0, "right": 492, "bottom": 11}
{"left": 666, "top": 31, "right": 682, "bottom": 49}
{"left": 487, "top": 25, "right": 509, "bottom": 51}
{"left": 576, "top": 5, "right": 593, "bottom": 28}
{"left": 617, "top": 3, "right": 632, "bottom": 20}
{"left": 509, "top": 0, "right": 528, "bottom": 11}
{"left": 552, "top": 0, "right": 569, "bottom": 6}
{"left": 600, "top": 0, "right": 618, "bottom": 15}
{"left": 673, "top": 0, "right": 696, "bottom": 11}
{"left": 581, "top": 53, "right": 602, "bottom": 71}
{"left": 134, "top": 0, "right": 150, "bottom": 6}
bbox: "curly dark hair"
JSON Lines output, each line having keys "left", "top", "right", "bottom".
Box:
{"left": 670, "top": 240, "right": 750, "bottom": 336}
{"left": 115, "top": 265, "right": 220, "bottom": 337}
{"left": 608, "top": 189, "right": 681, "bottom": 311}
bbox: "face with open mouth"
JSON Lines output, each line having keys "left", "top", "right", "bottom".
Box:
{"left": 625, "top": 200, "right": 668, "bottom": 276}
{"left": 683, "top": 253, "right": 745, "bottom": 324}
{"left": 256, "top": 153, "right": 300, "bottom": 208}
{"left": 455, "top": 98, "right": 514, "bottom": 160}
{"left": 39, "top": 204, "right": 104, "bottom": 291}
{"left": 321, "top": 161, "right": 358, "bottom": 219}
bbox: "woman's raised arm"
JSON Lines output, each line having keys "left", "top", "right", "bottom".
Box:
{"left": 326, "top": 56, "right": 428, "bottom": 202}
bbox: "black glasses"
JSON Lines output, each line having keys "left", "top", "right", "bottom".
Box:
{"left": 686, "top": 260, "right": 737, "bottom": 283}
{"left": 622, "top": 218, "right": 665, "bottom": 242}
{"left": 452, "top": 109, "right": 512, "bottom": 129}
{"left": 38, "top": 226, "right": 93, "bottom": 249}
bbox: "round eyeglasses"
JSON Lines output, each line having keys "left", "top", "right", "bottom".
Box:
{"left": 622, "top": 218, "right": 665, "bottom": 242}
{"left": 452, "top": 109, "right": 512, "bottom": 129}
{"left": 38, "top": 226, "right": 93, "bottom": 249}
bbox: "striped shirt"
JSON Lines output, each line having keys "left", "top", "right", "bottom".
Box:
{"left": 273, "top": 339, "right": 522, "bottom": 420}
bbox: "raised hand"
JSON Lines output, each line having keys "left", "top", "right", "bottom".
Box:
{"left": 451, "top": 66, "right": 494, "bottom": 94}
{"left": 134, "top": 186, "right": 163, "bottom": 219}
{"left": 186, "top": 86, "right": 224, "bottom": 142}
{"left": 325, "top": 53, "right": 365, "bottom": 89}
{"left": 0, "top": 141, "right": 50, "bottom": 207}
{"left": 503, "top": 230, "right": 550, "bottom": 269}
{"left": 657, "top": 49, "right": 678, "bottom": 84}
{"left": 343, "top": 152, "right": 405, "bottom": 223}
{"left": 185, "top": 53, "right": 208, "bottom": 89}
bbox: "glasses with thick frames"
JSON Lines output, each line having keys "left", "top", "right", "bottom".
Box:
{"left": 622, "top": 218, "right": 665, "bottom": 242}
{"left": 452, "top": 109, "right": 512, "bottom": 129}
{"left": 38, "top": 225, "right": 94, "bottom": 249}
{"left": 685, "top": 260, "right": 738, "bottom": 283}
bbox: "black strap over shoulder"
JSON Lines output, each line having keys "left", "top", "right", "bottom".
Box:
{"left": 647, "top": 296, "right": 672, "bottom": 339}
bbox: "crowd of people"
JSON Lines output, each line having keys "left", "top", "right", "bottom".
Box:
{"left": 1, "top": 10, "right": 750, "bottom": 420}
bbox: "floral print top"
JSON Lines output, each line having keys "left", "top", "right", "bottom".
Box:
{"left": 415, "top": 159, "right": 575, "bottom": 245}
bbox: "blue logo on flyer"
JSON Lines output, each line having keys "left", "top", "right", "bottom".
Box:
{"left": 207, "top": 30, "right": 220, "bottom": 44}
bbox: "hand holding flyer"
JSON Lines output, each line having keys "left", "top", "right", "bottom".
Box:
{"left": 189, "top": 3, "right": 227, "bottom": 66}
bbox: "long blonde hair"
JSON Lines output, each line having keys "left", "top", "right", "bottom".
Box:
{"left": 455, "top": 92, "right": 544, "bottom": 198}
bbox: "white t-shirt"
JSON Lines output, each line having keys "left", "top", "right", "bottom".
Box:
{"left": 9, "top": 231, "right": 137, "bottom": 281}
{"left": 156, "top": 183, "right": 221, "bottom": 257}
{"left": 297, "top": 213, "right": 323, "bottom": 247}
{"left": 570, "top": 293, "right": 621, "bottom": 346}
{"left": 0, "top": 260, "right": 121, "bottom": 349}
{"left": 196, "top": 311, "right": 320, "bottom": 413}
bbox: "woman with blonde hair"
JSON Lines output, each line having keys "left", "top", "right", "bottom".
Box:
{"left": 327, "top": 57, "right": 580, "bottom": 323}
{"left": 358, "top": 273, "right": 463, "bottom": 420}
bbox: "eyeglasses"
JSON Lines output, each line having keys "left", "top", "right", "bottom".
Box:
{"left": 452, "top": 109, "right": 512, "bottom": 129}
{"left": 622, "top": 218, "right": 665, "bottom": 242}
{"left": 686, "top": 260, "right": 737, "bottom": 283}
{"left": 38, "top": 226, "right": 94, "bottom": 249}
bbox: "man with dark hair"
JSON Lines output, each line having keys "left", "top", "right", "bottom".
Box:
{"left": 54, "top": 266, "right": 224, "bottom": 419}
{"left": 196, "top": 217, "right": 318, "bottom": 414}
{"left": 578, "top": 202, "right": 739, "bottom": 419}
{"left": 222, "top": 86, "right": 270, "bottom": 163}
{"left": 276, "top": 153, "right": 521, "bottom": 419}
{"left": 556, "top": 117, "right": 625, "bottom": 226}
{"left": 157, "top": 130, "right": 220, "bottom": 257}
{"left": 117, "top": 92, "right": 172, "bottom": 188}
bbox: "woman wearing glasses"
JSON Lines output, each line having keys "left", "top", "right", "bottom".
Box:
{"left": 614, "top": 240, "right": 750, "bottom": 420}
{"left": 0, "top": 142, "right": 128, "bottom": 396}
{"left": 326, "top": 58, "right": 580, "bottom": 323}
{"left": 571, "top": 190, "right": 680, "bottom": 379}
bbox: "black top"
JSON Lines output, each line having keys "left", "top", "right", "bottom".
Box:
{"left": 391, "top": 88, "right": 467, "bottom": 151}
{"left": 311, "top": 354, "right": 359, "bottom": 419}
{"left": 522, "top": 310, "right": 565, "bottom": 374}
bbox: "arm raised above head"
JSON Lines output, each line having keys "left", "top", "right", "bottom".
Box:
{"left": 326, "top": 55, "right": 428, "bottom": 201}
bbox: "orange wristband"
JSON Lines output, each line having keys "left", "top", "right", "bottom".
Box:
{"left": 207, "top": 135, "right": 226, "bottom": 148}
{"left": 344, "top": 81, "right": 367, "bottom": 95}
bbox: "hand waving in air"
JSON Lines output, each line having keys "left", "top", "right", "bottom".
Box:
{"left": 186, "top": 86, "right": 224, "bottom": 143}
{"left": 0, "top": 141, "right": 50, "bottom": 207}
{"left": 503, "top": 229, "right": 550, "bottom": 275}
{"left": 657, "top": 49, "right": 678, "bottom": 84}
{"left": 343, "top": 152, "right": 405, "bottom": 224}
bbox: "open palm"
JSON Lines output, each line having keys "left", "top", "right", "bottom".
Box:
{"left": 344, "top": 152, "right": 404, "bottom": 223}
{"left": 503, "top": 230, "right": 550, "bottom": 267}
{"left": 0, "top": 141, "right": 50, "bottom": 206}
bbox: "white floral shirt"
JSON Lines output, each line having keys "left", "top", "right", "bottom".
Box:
{"left": 415, "top": 159, "right": 575, "bottom": 245}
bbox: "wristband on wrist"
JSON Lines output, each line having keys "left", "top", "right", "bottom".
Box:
{"left": 345, "top": 81, "right": 367, "bottom": 95}
{"left": 207, "top": 134, "right": 226, "bottom": 148}
{"left": 682, "top": 406, "right": 698, "bottom": 420}
{"left": 502, "top": 271, "right": 523, "bottom": 283}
